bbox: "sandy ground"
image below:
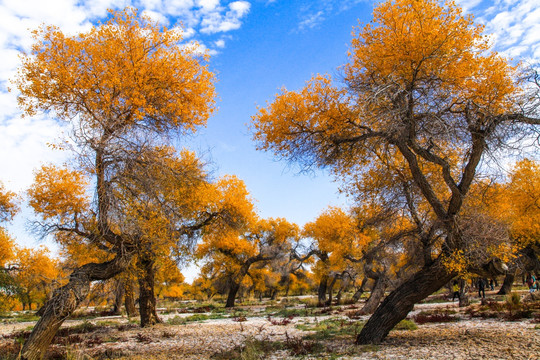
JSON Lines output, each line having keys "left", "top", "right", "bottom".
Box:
{"left": 0, "top": 300, "right": 538, "bottom": 359}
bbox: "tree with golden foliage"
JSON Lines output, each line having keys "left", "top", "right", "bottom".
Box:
{"left": 302, "top": 207, "right": 367, "bottom": 306}
{"left": 13, "top": 246, "right": 59, "bottom": 311}
{"left": 15, "top": 8, "right": 216, "bottom": 358}
{"left": 252, "top": 0, "right": 539, "bottom": 344}
{"left": 197, "top": 215, "right": 299, "bottom": 307}
{"left": 0, "top": 183, "right": 19, "bottom": 312}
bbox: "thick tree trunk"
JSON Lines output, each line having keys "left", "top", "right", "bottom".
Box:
{"left": 317, "top": 275, "right": 329, "bottom": 306}
{"left": 225, "top": 282, "right": 241, "bottom": 308}
{"left": 112, "top": 279, "right": 125, "bottom": 315}
{"left": 361, "top": 276, "right": 386, "bottom": 314}
{"left": 356, "top": 258, "right": 456, "bottom": 344}
{"left": 21, "top": 254, "right": 131, "bottom": 360}
{"left": 497, "top": 270, "right": 516, "bottom": 295}
{"left": 458, "top": 279, "right": 470, "bottom": 307}
{"left": 137, "top": 256, "right": 161, "bottom": 327}
{"left": 124, "top": 280, "right": 137, "bottom": 318}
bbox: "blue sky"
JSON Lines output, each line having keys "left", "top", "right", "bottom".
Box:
{"left": 1, "top": 0, "right": 539, "bottom": 281}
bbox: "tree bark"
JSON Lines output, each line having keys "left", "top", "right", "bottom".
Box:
{"left": 225, "top": 281, "right": 241, "bottom": 308}
{"left": 124, "top": 280, "right": 137, "bottom": 318}
{"left": 497, "top": 270, "right": 516, "bottom": 295}
{"left": 137, "top": 255, "right": 161, "bottom": 327}
{"left": 458, "top": 279, "right": 470, "bottom": 307}
{"left": 356, "top": 258, "right": 455, "bottom": 344}
{"left": 317, "top": 274, "right": 329, "bottom": 306}
{"left": 112, "top": 279, "right": 125, "bottom": 315}
{"left": 326, "top": 276, "right": 338, "bottom": 306}
{"left": 352, "top": 277, "right": 368, "bottom": 303}
{"left": 21, "top": 254, "right": 131, "bottom": 360}
{"left": 361, "top": 276, "right": 386, "bottom": 314}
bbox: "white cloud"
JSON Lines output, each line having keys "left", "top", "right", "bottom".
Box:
{"left": 456, "top": 0, "right": 540, "bottom": 66}
{"left": 197, "top": 0, "right": 221, "bottom": 12}
{"left": 214, "top": 39, "right": 226, "bottom": 48}
{"left": 141, "top": 9, "right": 170, "bottom": 24}
{"left": 229, "top": 1, "right": 250, "bottom": 17}
{"left": 199, "top": 1, "right": 251, "bottom": 34}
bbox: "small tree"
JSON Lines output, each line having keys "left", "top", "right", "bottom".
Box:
{"left": 197, "top": 216, "right": 298, "bottom": 307}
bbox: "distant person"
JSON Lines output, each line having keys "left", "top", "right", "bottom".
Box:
{"left": 452, "top": 281, "right": 460, "bottom": 302}
{"left": 526, "top": 274, "right": 536, "bottom": 293}
{"left": 478, "top": 278, "right": 486, "bottom": 299}
{"left": 489, "top": 279, "right": 494, "bottom": 291}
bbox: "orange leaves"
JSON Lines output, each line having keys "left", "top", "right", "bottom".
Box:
{"left": 27, "top": 165, "right": 90, "bottom": 222}
{"left": 348, "top": 0, "right": 482, "bottom": 84}
{"left": 252, "top": 75, "right": 359, "bottom": 167}
{"left": 0, "top": 229, "right": 16, "bottom": 268}
{"left": 0, "top": 183, "right": 18, "bottom": 267}
{"left": 504, "top": 159, "right": 540, "bottom": 248}
{"left": 304, "top": 206, "right": 369, "bottom": 274}
{"left": 15, "top": 7, "right": 215, "bottom": 137}
{"left": 0, "top": 183, "right": 18, "bottom": 224}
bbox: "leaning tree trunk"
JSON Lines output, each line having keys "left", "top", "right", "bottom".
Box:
{"left": 137, "top": 255, "right": 161, "bottom": 327}
{"left": 361, "top": 276, "right": 386, "bottom": 314}
{"left": 317, "top": 274, "right": 329, "bottom": 306}
{"left": 21, "top": 255, "right": 131, "bottom": 360}
{"left": 356, "top": 258, "right": 456, "bottom": 344}
{"left": 351, "top": 277, "right": 368, "bottom": 303}
{"left": 497, "top": 270, "right": 516, "bottom": 295}
{"left": 225, "top": 281, "right": 241, "bottom": 308}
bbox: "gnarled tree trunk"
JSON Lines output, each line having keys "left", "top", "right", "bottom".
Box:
{"left": 361, "top": 276, "right": 387, "bottom": 314}
{"left": 317, "top": 274, "right": 329, "bottom": 306}
{"left": 112, "top": 279, "right": 125, "bottom": 315}
{"left": 21, "top": 254, "right": 132, "bottom": 360}
{"left": 225, "top": 281, "right": 241, "bottom": 308}
{"left": 137, "top": 255, "right": 161, "bottom": 327}
{"left": 497, "top": 270, "right": 516, "bottom": 295}
{"left": 351, "top": 277, "right": 368, "bottom": 303}
{"left": 356, "top": 258, "right": 456, "bottom": 344}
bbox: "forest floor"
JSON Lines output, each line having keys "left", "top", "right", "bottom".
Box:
{"left": 0, "top": 290, "right": 539, "bottom": 359}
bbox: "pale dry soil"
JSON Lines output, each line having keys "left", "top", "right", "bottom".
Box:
{"left": 0, "top": 301, "right": 538, "bottom": 359}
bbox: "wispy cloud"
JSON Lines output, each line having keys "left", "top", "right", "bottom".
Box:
{"left": 295, "top": 0, "right": 365, "bottom": 32}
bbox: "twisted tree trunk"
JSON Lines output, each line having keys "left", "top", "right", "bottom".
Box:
{"left": 21, "top": 254, "right": 132, "bottom": 360}
{"left": 112, "top": 279, "right": 125, "bottom": 315}
{"left": 497, "top": 270, "right": 516, "bottom": 295}
{"left": 351, "top": 277, "right": 368, "bottom": 303}
{"left": 356, "top": 258, "right": 456, "bottom": 344}
{"left": 225, "top": 281, "right": 241, "bottom": 308}
{"left": 361, "top": 276, "right": 387, "bottom": 314}
{"left": 317, "top": 274, "right": 329, "bottom": 306}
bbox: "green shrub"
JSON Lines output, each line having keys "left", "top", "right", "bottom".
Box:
{"left": 393, "top": 319, "right": 418, "bottom": 331}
